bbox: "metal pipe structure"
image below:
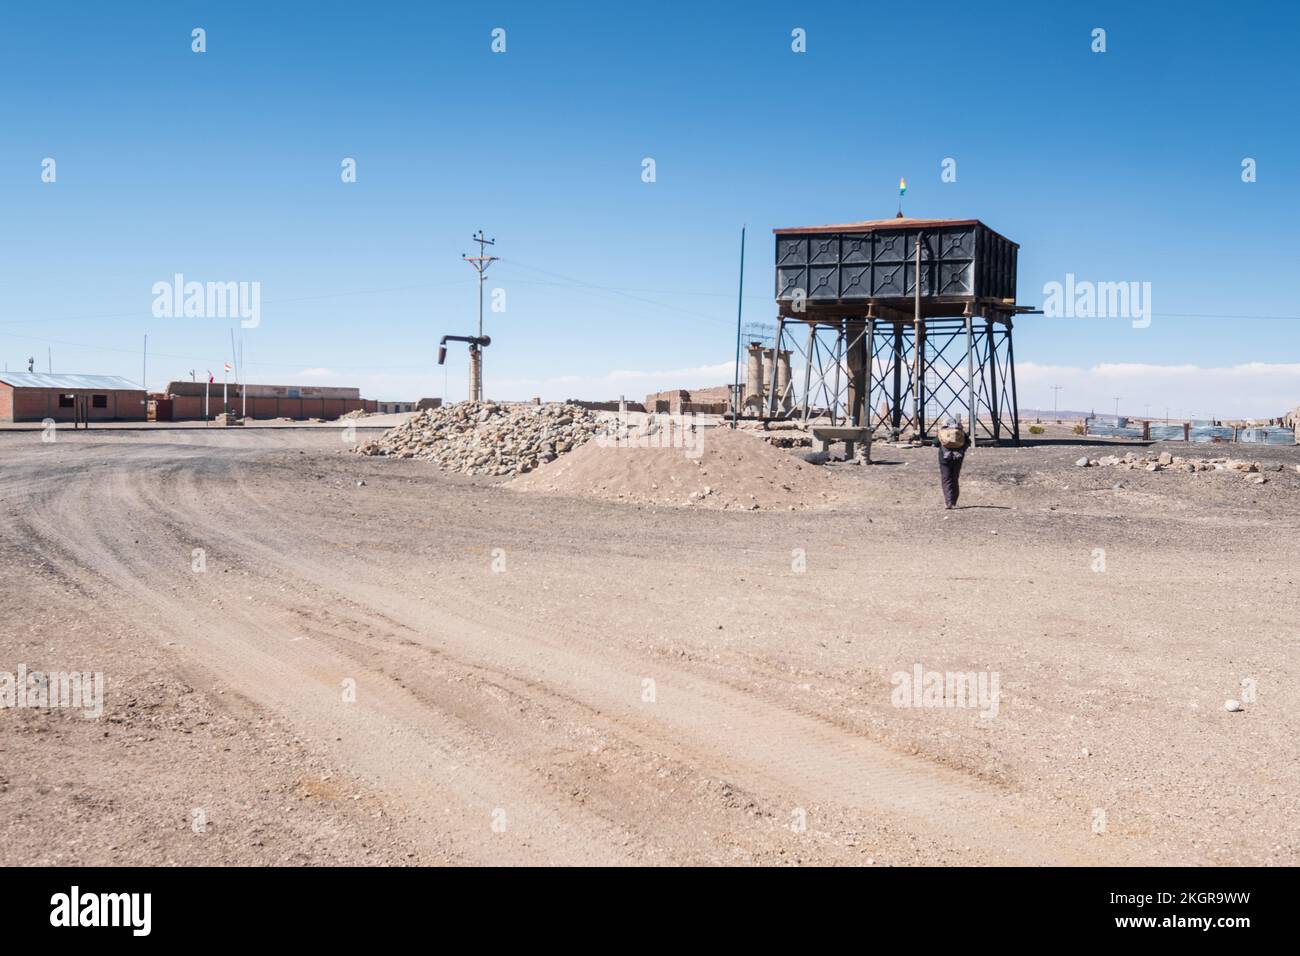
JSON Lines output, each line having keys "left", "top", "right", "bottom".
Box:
{"left": 771, "top": 216, "right": 1030, "bottom": 443}
{"left": 912, "top": 233, "right": 923, "bottom": 437}
{"left": 437, "top": 334, "right": 492, "bottom": 402}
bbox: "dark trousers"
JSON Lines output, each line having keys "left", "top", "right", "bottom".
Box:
{"left": 939, "top": 452, "right": 965, "bottom": 507}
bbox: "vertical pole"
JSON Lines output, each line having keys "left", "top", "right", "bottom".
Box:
{"left": 987, "top": 318, "right": 1000, "bottom": 441}
{"left": 965, "top": 311, "right": 975, "bottom": 444}
{"left": 801, "top": 322, "right": 815, "bottom": 423}
{"left": 912, "top": 234, "right": 923, "bottom": 438}
{"left": 845, "top": 321, "right": 864, "bottom": 426}
{"left": 730, "top": 226, "right": 746, "bottom": 428}
{"left": 829, "top": 320, "right": 844, "bottom": 424}
{"left": 864, "top": 317, "right": 876, "bottom": 433}
{"left": 891, "top": 323, "right": 903, "bottom": 439}
{"left": 766, "top": 317, "right": 785, "bottom": 419}
{"left": 1006, "top": 317, "right": 1021, "bottom": 445}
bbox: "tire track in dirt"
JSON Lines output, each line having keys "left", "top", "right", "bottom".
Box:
{"left": 153, "top": 454, "right": 1118, "bottom": 864}
{"left": 17, "top": 454, "right": 643, "bottom": 865}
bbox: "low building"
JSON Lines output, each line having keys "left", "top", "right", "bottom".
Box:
{"left": 0, "top": 372, "right": 147, "bottom": 423}
{"left": 162, "top": 381, "right": 374, "bottom": 421}
{"left": 644, "top": 385, "right": 732, "bottom": 415}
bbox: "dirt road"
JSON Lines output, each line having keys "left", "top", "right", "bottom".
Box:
{"left": 2, "top": 427, "right": 1297, "bottom": 865}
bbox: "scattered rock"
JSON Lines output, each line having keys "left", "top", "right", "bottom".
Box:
{"left": 1074, "top": 456, "right": 1090, "bottom": 467}
{"left": 357, "top": 401, "right": 603, "bottom": 477}
{"left": 1225, "top": 699, "right": 1243, "bottom": 713}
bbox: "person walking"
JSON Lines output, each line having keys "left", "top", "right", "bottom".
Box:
{"left": 936, "top": 417, "right": 971, "bottom": 509}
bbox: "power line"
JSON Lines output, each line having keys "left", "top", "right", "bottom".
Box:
{"left": 0, "top": 278, "right": 476, "bottom": 327}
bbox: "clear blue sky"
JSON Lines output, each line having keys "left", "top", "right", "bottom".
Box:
{"left": 1, "top": 1, "right": 1296, "bottom": 415}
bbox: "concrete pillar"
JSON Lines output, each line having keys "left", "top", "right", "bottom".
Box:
{"left": 469, "top": 347, "right": 483, "bottom": 403}
{"left": 776, "top": 349, "right": 793, "bottom": 412}
{"left": 845, "top": 325, "right": 867, "bottom": 425}
{"left": 745, "top": 343, "right": 765, "bottom": 412}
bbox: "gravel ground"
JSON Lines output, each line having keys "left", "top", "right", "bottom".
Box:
{"left": 1, "top": 425, "right": 1296, "bottom": 866}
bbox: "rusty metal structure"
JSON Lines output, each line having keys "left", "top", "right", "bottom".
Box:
{"left": 768, "top": 217, "right": 1034, "bottom": 444}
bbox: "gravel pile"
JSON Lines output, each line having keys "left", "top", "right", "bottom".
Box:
{"left": 358, "top": 401, "right": 603, "bottom": 476}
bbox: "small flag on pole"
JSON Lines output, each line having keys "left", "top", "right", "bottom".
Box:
{"left": 899, "top": 177, "right": 907, "bottom": 197}
{"left": 207, "top": 370, "right": 214, "bottom": 384}
{"left": 223, "top": 363, "right": 232, "bottom": 372}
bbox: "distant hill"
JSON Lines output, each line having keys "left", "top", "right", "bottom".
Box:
{"left": 1019, "top": 408, "right": 1092, "bottom": 421}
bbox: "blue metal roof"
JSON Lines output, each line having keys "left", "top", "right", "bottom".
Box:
{"left": 0, "top": 372, "right": 143, "bottom": 390}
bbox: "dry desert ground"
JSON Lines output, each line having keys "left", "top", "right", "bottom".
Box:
{"left": 1, "top": 422, "right": 1297, "bottom": 865}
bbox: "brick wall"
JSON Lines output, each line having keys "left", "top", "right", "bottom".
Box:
{"left": 7, "top": 388, "right": 147, "bottom": 422}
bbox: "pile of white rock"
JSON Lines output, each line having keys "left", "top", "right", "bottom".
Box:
{"left": 1074, "top": 450, "right": 1292, "bottom": 484}
{"left": 358, "top": 401, "right": 603, "bottom": 476}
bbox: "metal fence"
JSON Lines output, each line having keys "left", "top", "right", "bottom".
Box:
{"left": 1087, "top": 418, "right": 1295, "bottom": 445}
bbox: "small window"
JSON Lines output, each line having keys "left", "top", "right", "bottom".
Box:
{"left": 92, "top": 394, "right": 108, "bottom": 408}
{"left": 58, "top": 394, "right": 74, "bottom": 408}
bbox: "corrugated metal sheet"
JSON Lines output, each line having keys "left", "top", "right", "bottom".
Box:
{"left": 1187, "top": 425, "right": 1235, "bottom": 443}
{"left": 0, "top": 372, "right": 142, "bottom": 390}
{"left": 1090, "top": 420, "right": 1293, "bottom": 444}
{"left": 1239, "top": 427, "right": 1295, "bottom": 445}
{"left": 1086, "top": 421, "right": 1144, "bottom": 439}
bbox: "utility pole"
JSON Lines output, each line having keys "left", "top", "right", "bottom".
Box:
{"left": 141, "top": 334, "right": 147, "bottom": 393}
{"left": 1113, "top": 396, "right": 1122, "bottom": 418}
{"left": 730, "top": 225, "right": 746, "bottom": 428}
{"left": 1050, "top": 385, "right": 1062, "bottom": 420}
{"left": 48, "top": 347, "right": 52, "bottom": 373}
{"left": 462, "top": 230, "right": 498, "bottom": 402}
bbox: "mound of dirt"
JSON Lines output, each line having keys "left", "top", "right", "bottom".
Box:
{"left": 508, "top": 426, "right": 850, "bottom": 510}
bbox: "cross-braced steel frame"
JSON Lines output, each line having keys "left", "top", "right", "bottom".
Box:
{"left": 762, "top": 312, "right": 1021, "bottom": 444}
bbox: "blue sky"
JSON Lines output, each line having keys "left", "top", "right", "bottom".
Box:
{"left": 1, "top": 1, "right": 1297, "bottom": 416}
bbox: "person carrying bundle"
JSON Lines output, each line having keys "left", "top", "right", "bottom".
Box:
{"left": 935, "top": 418, "right": 971, "bottom": 509}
